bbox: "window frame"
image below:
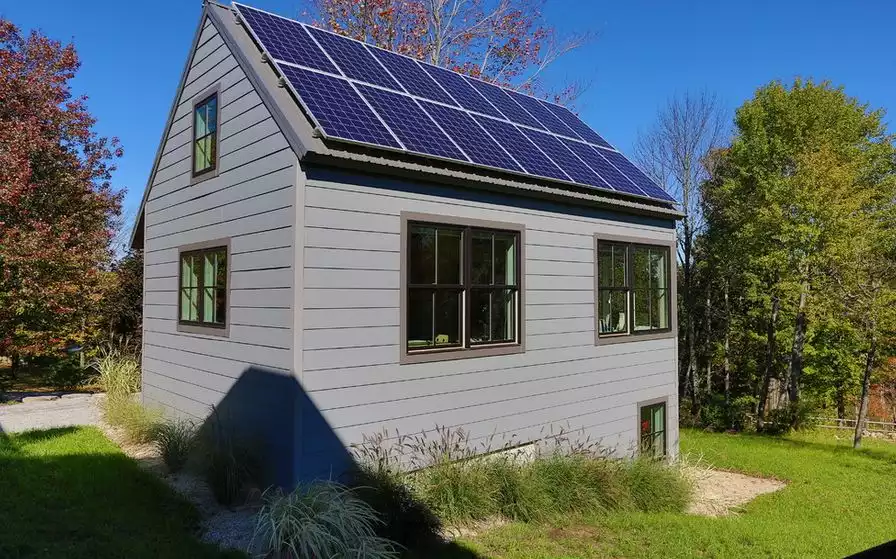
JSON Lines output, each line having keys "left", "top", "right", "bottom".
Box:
{"left": 177, "top": 239, "right": 230, "bottom": 337}
{"left": 637, "top": 398, "right": 668, "bottom": 459}
{"left": 594, "top": 234, "right": 676, "bottom": 346}
{"left": 400, "top": 212, "right": 525, "bottom": 365}
{"left": 190, "top": 85, "right": 221, "bottom": 184}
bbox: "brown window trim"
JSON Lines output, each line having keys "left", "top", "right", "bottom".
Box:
{"left": 400, "top": 212, "right": 525, "bottom": 365}
{"left": 177, "top": 239, "right": 230, "bottom": 338}
{"left": 637, "top": 396, "right": 669, "bottom": 459}
{"left": 594, "top": 234, "right": 677, "bottom": 346}
{"left": 190, "top": 84, "right": 221, "bottom": 185}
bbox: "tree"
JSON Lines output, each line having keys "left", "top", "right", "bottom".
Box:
{"left": 707, "top": 80, "right": 894, "bottom": 428}
{"left": 635, "top": 91, "right": 727, "bottom": 406}
{"left": 100, "top": 250, "right": 144, "bottom": 345}
{"left": 303, "top": 0, "right": 592, "bottom": 102}
{"left": 0, "top": 20, "right": 122, "bottom": 368}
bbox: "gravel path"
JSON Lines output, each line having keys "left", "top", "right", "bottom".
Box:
{"left": 686, "top": 467, "right": 786, "bottom": 517}
{"left": 0, "top": 393, "right": 101, "bottom": 433}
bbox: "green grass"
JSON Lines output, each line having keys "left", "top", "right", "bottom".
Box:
{"left": 0, "top": 426, "right": 242, "bottom": 559}
{"left": 448, "top": 429, "right": 896, "bottom": 558}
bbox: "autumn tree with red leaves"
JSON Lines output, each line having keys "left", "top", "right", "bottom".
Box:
{"left": 0, "top": 19, "right": 123, "bottom": 370}
{"left": 303, "top": 0, "right": 592, "bottom": 103}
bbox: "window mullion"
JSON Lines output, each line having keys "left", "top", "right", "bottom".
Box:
{"left": 464, "top": 226, "right": 472, "bottom": 348}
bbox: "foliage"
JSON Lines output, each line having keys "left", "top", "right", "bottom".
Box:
{"left": 352, "top": 426, "right": 691, "bottom": 529}
{"left": 102, "top": 395, "right": 162, "bottom": 445}
{"left": 98, "top": 251, "right": 144, "bottom": 344}
{"left": 303, "top": 0, "right": 592, "bottom": 102}
{"left": 0, "top": 427, "right": 242, "bottom": 558}
{"left": 48, "top": 354, "right": 91, "bottom": 390}
{"left": 154, "top": 418, "right": 196, "bottom": 474}
{"left": 196, "top": 409, "right": 259, "bottom": 506}
{"left": 454, "top": 429, "right": 896, "bottom": 559}
{"left": 0, "top": 19, "right": 123, "bottom": 363}
{"left": 677, "top": 79, "right": 896, "bottom": 431}
{"left": 89, "top": 346, "right": 141, "bottom": 396}
{"left": 252, "top": 481, "right": 399, "bottom": 559}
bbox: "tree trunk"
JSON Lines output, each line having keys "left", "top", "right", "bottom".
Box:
{"left": 756, "top": 288, "right": 780, "bottom": 430}
{"left": 723, "top": 281, "right": 731, "bottom": 404}
{"left": 835, "top": 385, "right": 846, "bottom": 422}
{"left": 682, "top": 218, "right": 698, "bottom": 409}
{"left": 854, "top": 329, "right": 877, "bottom": 449}
{"left": 786, "top": 283, "right": 809, "bottom": 420}
{"left": 704, "top": 282, "right": 712, "bottom": 397}
{"left": 9, "top": 353, "right": 19, "bottom": 381}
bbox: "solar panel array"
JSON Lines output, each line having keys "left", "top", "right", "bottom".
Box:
{"left": 233, "top": 3, "right": 674, "bottom": 204}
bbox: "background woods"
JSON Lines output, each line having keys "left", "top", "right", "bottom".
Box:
{"left": 0, "top": 20, "right": 139, "bottom": 389}
{"left": 641, "top": 80, "right": 896, "bottom": 442}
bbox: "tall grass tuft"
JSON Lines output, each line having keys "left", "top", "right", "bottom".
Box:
{"left": 89, "top": 346, "right": 141, "bottom": 397}
{"left": 252, "top": 481, "right": 399, "bottom": 559}
{"left": 196, "top": 408, "right": 259, "bottom": 505}
{"left": 352, "top": 425, "right": 693, "bottom": 529}
{"left": 155, "top": 418, "right": 196, "bottom": 473}
{"left": 90, "top": 345, "right": 161, "bottom": 444}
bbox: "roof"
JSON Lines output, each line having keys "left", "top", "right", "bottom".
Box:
{"left": 129, "top": 1, "right": 680, "bottom": 249}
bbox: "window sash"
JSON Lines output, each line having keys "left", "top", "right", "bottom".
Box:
{"left": 597, "top": 240, "right": 671, "bottom": 337}
{"left": 179, "top": 247, "right": 227, "bottom": 327}
{"left": 407, "top": 222, "right": 521, "bottom": 353}
{"left": 192, "top": 93, "right": 218, "bottom": 176}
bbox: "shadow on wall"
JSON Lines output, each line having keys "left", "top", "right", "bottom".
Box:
{"left": 190, "top": 366, "right": 356, "bottom": 489}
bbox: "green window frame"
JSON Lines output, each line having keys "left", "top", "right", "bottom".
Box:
{"left": 406, "top": 221, "right": 521, "bottom": 354}
{"left": 179, "top": 246, "right": 227, "bottom": 328}
{"left": 192, "top": 92, "right": 218, "bottom": 177}
{"left": 639, "top": 402, "right": 667, "bottom": 458}
{"left": 597, "top": 240, "right": 670, "bottom": 337}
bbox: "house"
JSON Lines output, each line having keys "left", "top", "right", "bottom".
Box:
{"left": 130, "top": 0, "right": 681, "bottom": 487}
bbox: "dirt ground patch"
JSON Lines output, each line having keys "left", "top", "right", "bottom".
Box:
{"left": 685, "top": 466, "right": 786, "bottom": 517}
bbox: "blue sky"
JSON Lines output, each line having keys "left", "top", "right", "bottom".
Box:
{"left": 4, "top": 0, "right": 895, "bottom": 229}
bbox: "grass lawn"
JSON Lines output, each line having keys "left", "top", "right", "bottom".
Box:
{"left": 0, "top": 426, "right": 242, "bottom": 559}
{"left": 450, "top": 429, "right": 896, "bottom": 558}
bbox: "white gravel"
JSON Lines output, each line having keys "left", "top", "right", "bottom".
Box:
{"left": 0, "top": 393, "right": 101, "bottom": 432}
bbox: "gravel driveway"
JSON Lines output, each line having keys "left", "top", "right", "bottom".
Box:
{"left": 0, "top": 394, "right": 102, "bottom": 433}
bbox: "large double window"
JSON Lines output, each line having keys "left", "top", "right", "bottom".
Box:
{"left": 596, "top": 240, "right": 670, "bottom": 338}
{"left": 405, "top": 218, "right": 522, "bottom": 360}
{"left": 179, "top": 246, "right": 228, "bottom": 329}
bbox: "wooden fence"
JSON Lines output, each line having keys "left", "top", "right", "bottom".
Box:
{"left": 811, "top": 417, "right": 896, "bottom": 433}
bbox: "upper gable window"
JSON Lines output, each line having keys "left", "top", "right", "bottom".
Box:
{"left": 192, "top": 92, "right": 218, "bottom": 177}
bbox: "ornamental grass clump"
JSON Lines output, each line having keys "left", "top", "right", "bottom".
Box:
{"left": 154, "top": 418, "right": 196, "bottom": 473}
{"left": 252, "top": 481, "right": 399, "bottom": 559}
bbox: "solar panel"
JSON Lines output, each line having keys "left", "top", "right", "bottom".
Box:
{"left": 505, "top": 90, "right": 581, "bottom": 139}
{"left": 304, "top": 26, "right": 402, "bottom": 91}
{"left": 465, "top": 78, "right": 545, "bottom": 130}
{"left": 542, "top": 102, "right": 613, "bottom": 149}
{"left": 599, "top": 150, "right": 675, "bottom": 202}
{"left": 421, "top": 101, "right": 523, "bottom": 173}
{"left": 279, "top": 66, "right": 401, "bottom": 148}
{"left": 522, "top": 128, "right": 607, "bottom": 189}
{"left": 421, "top": 64, "right": 505, "bottom": 119}
{"left": 233, "top": 2, "right": 675, "bottom": 205}
{"left": 368, "top": 48, "right": 457, "bottom": 106}
{"left": 357, "top": 85, "right": 467, "bottom": 161}
{"left": 475, "top": 116, "right": 570, "bottom": 182}
{"left": 236, "top": 4, "right": 337, "bottom": 74}
{"left": 560, "top": 139, "right": 645, "bottom": 197}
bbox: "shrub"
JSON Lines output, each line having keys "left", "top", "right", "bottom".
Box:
{"left": 625, "top": 458, "right": 692, "bottom": 513}
{"left": 49, "top": 355, "right": 90, "bottom": 390}
{"left": 197, "top": 410, "right": 259, "bottom": 505}
{"left": 89, "top": 347, "right": 141, "bottom": 397}
{"left": 101, "top": 393, "right": 162, "bottom": 444}
{"left": 155, "top": 418, "right": 196, "bottom": 473}
{"left": 251, "top": 482, "right": 399, "bottom": 559}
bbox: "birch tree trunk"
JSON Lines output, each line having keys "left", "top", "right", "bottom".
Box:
{"left": 723, "top": 281, "right": 731, "bottom": 404}
{"left": 786, "top": 282, "right": 809, "bottom": 420}
{"left": 704, "top": 282, "right": 712, "bottom": 397}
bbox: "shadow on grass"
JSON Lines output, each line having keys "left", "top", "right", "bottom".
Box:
{"left": 0, "top": 428, "right": 241, "bottom": 559}
{"left": 773, "top": 435, "right": 896, "bottom": 464}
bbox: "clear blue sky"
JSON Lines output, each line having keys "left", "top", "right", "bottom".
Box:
{"left": 4, "top": 0, "right": 894, "bottom": 228}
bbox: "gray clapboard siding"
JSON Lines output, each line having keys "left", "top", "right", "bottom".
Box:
{"left": 301, "top": 174, "right": 677, "bottom": 458}
{"left": 141, "top": 16, "right": 295, "bottom": 421}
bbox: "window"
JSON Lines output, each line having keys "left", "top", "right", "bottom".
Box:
{"left": 405, "top": 218, "right": 522, "bottom": 360}
{"left": 596, "top": 239, "right": 670, "bottom": 338}
{"left": 179, "top": 246, "right": 227, "bottom": 328}
{"left": 639, "top": 402, "right": 666, "bottom": 458}
{"left": 192, "top": 92, "right": 218, "bottom": 177}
